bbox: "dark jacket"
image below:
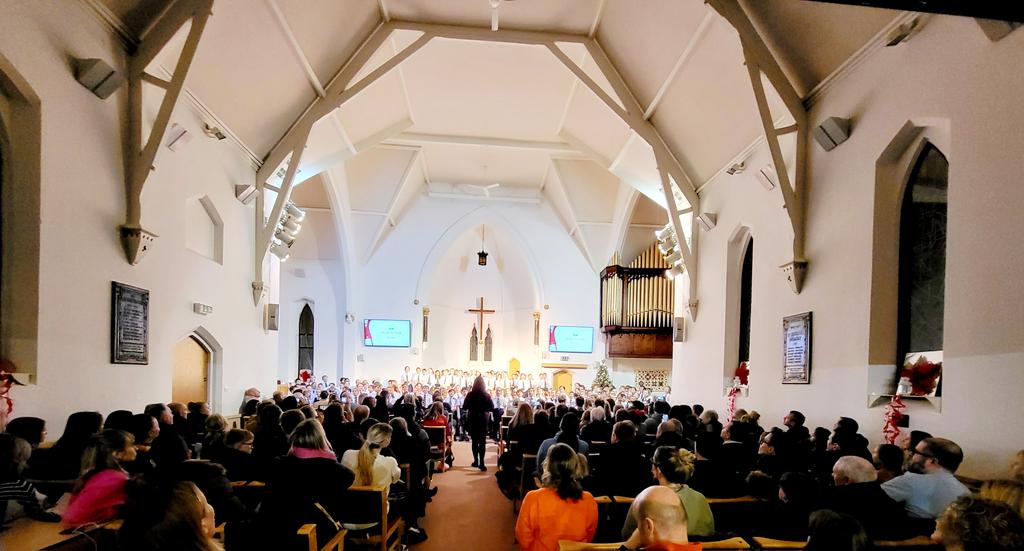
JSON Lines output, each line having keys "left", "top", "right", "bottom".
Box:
{"left": 825, "top": 481, "right": 910, "bottom": 540}
{"left": 596, "top": 442, "right": 652, "bottom": 498}
{"left": 581, "top": 420, "right": 613, "bottom": 444}
{"left": 210, "top": 447, "right": 261, "bottom": 482}
{"left": 261, "top": 455, "right": 355, "bottom": 549}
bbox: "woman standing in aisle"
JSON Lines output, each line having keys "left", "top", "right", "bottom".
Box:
{"left": 463, "top": 376, "right": 494, "bottom": 471}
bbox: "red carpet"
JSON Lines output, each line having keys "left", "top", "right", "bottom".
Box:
{"left": 413, "top": 440, "right": 520, "bottom": 550}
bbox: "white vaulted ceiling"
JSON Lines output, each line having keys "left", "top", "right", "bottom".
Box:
{"left": 111, "top": 0, "right": 904, "bottom": 267}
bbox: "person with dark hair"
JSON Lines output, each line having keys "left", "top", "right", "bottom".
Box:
{"left": 29, "top": 411, "right": 104, "bottom": 481}
{"left": 0, "top": 434, "right": 60, "bottom": 522}
{"left": 214, "top": 429, "right": 259, "bottom": 482}
{"left": 201, "top": 414, "right": 228, "bottom": 460}
{"left": 783, "top": 410, "right": 810, "bottom": 446}
{"left": 150, "top": 430, "right": 245, "bottom": 525}
{"left": 830, "top": 430, "right": 873, "bottom": 463}
{"left": 899, "top": 430, "right": 932, "bottom": 467}
{"left": 118, "top": 479, "right": 221, "bottom": 551}
{"left": 668, "top": 404, "right": 692, "bottom": 423}
{"left": 834, "top": 417, "right": 860, "bottom": 436}
{"left": 689, "top": 432, "right": 743, "bottom": 498}
{"left": 186, "top": 402, "right": 210, "bottom": 444}
{"left": 883, "top": 437, "right": 969, "bottom": 520}
{"left": 536, "top": 412, "right": 589, "bottom": 475}
{"left": 759, "top": 471, "right": 821, "bottom": 540}
{"left": 103, "top": 410, "right": 133, "bottom": 433}
{"left": 280, "top": 409, "right": 305, "bottom": 436}
{"left": 622, "top": 446, "right": 714, "bottom": 539}
{"left": 933, "top": 495, "right": 1024, "bottom": 551}
{"left": 63, "top": 429, "right": 135, "bottom": 527}
{"left": 534, "top": 409, "right": 554, "bottom": 439}
{"left": 279, "top": 394, "right": 299, "bottom": 412}
{"left": 643, "top": 400, "right": 671, "bottom": 435}
{"left": 580, "top": 406, "right": 612, "bottom": 444}
{"left": 875, "top": 443, "right": 905, "bottom": 483}
{"left": 463, "top": 376, "right": 494, "bottom": 471}
{"left": 805, "top": 509, "right": 871, "bottom": 551}
{"left": 515, "top": 443, "right": 597, "bottom": 551}
{"left": 5, "top": 417, "right": 47, "bottom": 448}
{"left": 595, "top": 420, "right": 651, "bottom": 498}
{"left": 261, "top": 419, "right": 355, "bottom": 547}
{"left": 252, "top": 404, "right": 289, "bottom": 464}
{"left": 692, "top": 404, "right": 704, "bottom": 418}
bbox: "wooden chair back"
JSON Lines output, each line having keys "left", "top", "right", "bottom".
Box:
{"left": 423, "top": 425, "right": 447, "bottom": 472}
{"left": 340, "top": 485, "right": 404, "bottom": 551}
{"left": 297, "top": 524, "right": 347, "bottom": 551}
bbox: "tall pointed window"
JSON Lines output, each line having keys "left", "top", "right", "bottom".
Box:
{"left": 897, "top": 144, "right": 948, "bottom": 363}
{"left": 298, "top": 304, "right": 314, "bottom": 377}
{"left": 738, "top": 239, "right": 754, "bottom": 365}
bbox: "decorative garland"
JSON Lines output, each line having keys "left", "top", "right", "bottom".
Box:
{"left": 0, "top": 360, "right": 22, "bottom": 431}
{"left": 726, "top": 386, "right": 739, "bottom": 424}
{"left": 882, "top": 394, "right": 906, "bottom": 444}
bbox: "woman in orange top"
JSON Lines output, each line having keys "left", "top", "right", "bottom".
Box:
{"left": 515, "top": 442, "right": 598, "bottom": 551}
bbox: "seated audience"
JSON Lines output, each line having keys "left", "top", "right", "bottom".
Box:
{"left": 280, "top": 409, "right": 305, "bottom": 436}
{"left": 422, "top": 401, "right": 454, "bottom": 467}
{"left": 622, "top": 446, "right": 714, "bottom": 539}
{"left": 340, "top": 422, "right": 402, "bottom": 530}
{"left": 698, "top": 409, "right": 722, "bottom": 437}
{"left": 214, "top": 428, "right": 259, "bottom": 482}
{"left": 201, "top": 413, "right": 228, "bottom": 460}
{"left": 515, "top": 443, "right": 598, "bottom": 551}
{"left": 388, "top": 416, "right": 434, "bottom": 514}
{"left": 874, "top": 443, "right": 904, "bottom": 483}
{"left": 826, "top": 455, "right": 907, "bottom": 539}
{"left": 6, "top": 417, "right": 47, "bottom": 449}
{"left": 882, "top": 437, "right": 969, "bottom": 520}
{"left": 322, "top": 402, "right": 361, "bottom": 453}
{"left": 932, "top": 495, "right": 1024, "bottom": 551}
{"left": 580, "top": 406, "right": 612, "bottom": 444}
{"left": 262, "top": 419, "right": 355, "bottom": 547}
{"left": 151, "top": 430, "right": 244, "bottom": 524}
{"left": 759, "top": 471, "right": 820, "bottom": 540}
{"left": 103, "top": 410, "right": 133, "bottom": 433}
{"left": 239, "top": 387, "right": 261, "bottom": 414}
{"left": 252, "top": 404, "right": 289, "bottom": 465}
{"left": 898, "top": 429, "right": 932, "bottom": 467}
{"left": 63, "top": 429, "right": 135, "bottom": 527}
{"left": 118, "top": 479, "right": 220, "bottom": 551}
{"left": 783, "top": 410, "right": 810, "bottom": 446}
{"left": 507, "top": 403, "right": 547, "bottom": 454}
{"left": 0, "top": 434, "right": 60, "bottom": 522}
{"left": 186, "top": 402, "right": 210, "bottom": 444}
{"left": 655, "top": 420, "right": 688, "bottom": 449}
{"left": 595, "top": 421, "right": 651, "bottom": 498}
{"left": 536, "top": 412, "right": 589, "bottom": 475}
{"left": 642, "top": 401, "right": 670, "bottom": 436}
{"left": 688, "top": 433, "right": 743, "bottom": 498}
{"left": 623, "top": 485, "right": 701, "bottom": 551}
{"left": 29, "top": 411, "right": 103, "bottom": 481}
{"left": 805, "top": 509, "right": 871, "bottom": 551}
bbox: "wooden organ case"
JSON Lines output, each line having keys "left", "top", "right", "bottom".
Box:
{"left": 600, "top": 243, "right": 675, "bottom": 358}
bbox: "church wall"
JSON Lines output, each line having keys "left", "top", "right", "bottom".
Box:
{"left": 0, "top": 3, "right": 279, "bottom": 427}
{"left": 354, "top": 197, "right": 603, "bottom": 382}
{"left": 277, "top": 260, "right": 344, "bottom": 385}
{"left": 672, "top": 15, "right": 1024, "bottom": 477}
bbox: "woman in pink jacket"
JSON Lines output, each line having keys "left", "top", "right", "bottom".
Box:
{"left": 62, "top": 429, "right": 136, "bottom": 528}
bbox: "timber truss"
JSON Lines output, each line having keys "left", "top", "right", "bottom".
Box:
{"left": 252, "top": 7, "right": 812, "bottom": 311}
{"left": 120, "top": 0, "right": 214, "bottom": 265}
{"left": 709, "top": 0, "right": 810, "bottom": 294}
{"left": 251, "top": 20, "right": 706, "bottom": 315}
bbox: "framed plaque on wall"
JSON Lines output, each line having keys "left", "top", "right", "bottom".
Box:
{"left": 782, "top": 311, "right": 812, "bottom": 384}
{"left": 111, "top": 281, "right": 150, "bottom": 364}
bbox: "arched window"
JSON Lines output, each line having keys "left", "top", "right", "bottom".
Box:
{"left": 738, "top": 239, "right": 754, "bottom": 365}
{"left": 897, "top": 143, "right": 948, "bottom": 363}
{"left": 298, "top": 304, "right": 314, "bottom": 377}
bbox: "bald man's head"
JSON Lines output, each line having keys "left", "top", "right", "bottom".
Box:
{"left": 634, "top": 486, "right": 688, "bottom": 546}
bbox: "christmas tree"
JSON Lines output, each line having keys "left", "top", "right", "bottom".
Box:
{"left": 592, "top": 360, "right": 612, "bottom": 388}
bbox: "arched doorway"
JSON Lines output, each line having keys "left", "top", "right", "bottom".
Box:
{"left": 298, "top": 304, "right": 314, "bottom": 378}
{"left": 172, "top": 335, "right": 209, "bottom": 404}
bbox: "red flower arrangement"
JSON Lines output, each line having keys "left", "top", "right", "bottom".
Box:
{"left": 900, "top": 354, "right": 942, "bottom": 396}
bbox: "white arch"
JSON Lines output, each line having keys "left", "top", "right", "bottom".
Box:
{"left": 413, "top": 206, "right": 545, "bottom": 309}
{"left": 185, "top": 326, "right": 224, "bottom": 414}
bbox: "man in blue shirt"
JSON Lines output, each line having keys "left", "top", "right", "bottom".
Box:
{"left": 881, "top": 437, "right": 969, "bottom": 520}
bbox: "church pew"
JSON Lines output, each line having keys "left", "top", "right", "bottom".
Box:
{"left": 424, "top": 425, "right": 448, "bottom": 473}
{"left": 752, "top": 536, "right": 807, "bottom": 549}
{"left": 1, "top": 517, "right": 120, "bottom": 551}
{"left": 706, "top": 496, "right": 768, "bottom": 536}
{"left": 873, "top": 535, "right": 942, "bottom": 549}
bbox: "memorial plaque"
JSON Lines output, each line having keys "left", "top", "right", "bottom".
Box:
{"left": 782, "top": 311, "right": 812, "bottom": 384}
{"left": 111, "top": 282, "right": 149, "bottom": 364}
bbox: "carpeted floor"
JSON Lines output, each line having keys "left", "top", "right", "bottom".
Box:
{"left": 412, "top": 440, "right": 520, "bottom": 550}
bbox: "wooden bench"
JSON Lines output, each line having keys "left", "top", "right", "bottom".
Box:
{"left": 423, "top": 425, "right": 448, "bottom": 473}
{"left": 341, "top": 485, "right": 404, "bottom": 551}
{"left": 558, "top": 536, "right": 750, "bottom": 550}
{"left": 752, "top": 536, "right": 807, "bottom": 549}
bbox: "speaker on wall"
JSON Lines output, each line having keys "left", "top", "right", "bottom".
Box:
{"left": 812, "top": 117, "right": 851, "bottom": 151}
{"left": 74, "top": 58, "right": 124, "bottom": 99}
{"left": 264, "top": 303, "right": 279, "bottom": 331}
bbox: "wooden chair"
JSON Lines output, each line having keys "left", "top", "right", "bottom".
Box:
{"left": 423, "top": 425, "right": 448, "bottom": 473}
{"left": 297, "top": 524, "right": 347, "bottom": 551}
{"left": 341, "top": 485, "right": 404, "bottom": 551}
{"left": 398, "top": 463, "right": 412, "bottom": 492}
{"left": 752, "top": 537, "right": 807, "bottom": 549}
{"left": 515, "top": 454, "right": 538, "bottom": 512}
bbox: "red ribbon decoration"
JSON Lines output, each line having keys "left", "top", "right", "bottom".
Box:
{"left": 882, "top": 394, "right": 906, "bottom": 444}
{"left": 0, "top": 359, "right": 23, "bottom": 419}
{"left": 726, "top": 386, "right": 739, "bottom": 423}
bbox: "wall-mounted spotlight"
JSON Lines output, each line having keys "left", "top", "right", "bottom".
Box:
{"left": 269, "top": 240, "right": 290, "bottom": 262}
{"left": 203, "top": 123, "right": 227, "bottom": 140}
{"left": 285, "top": 202, "right": 306, "bottom": 222}
{"left": 274, "top": 228, "right": 296, "bottom": 246}
{"left": 726, "top": 162, "right": 746, "bottom": 175}
{"left": 281, "top": 217, "right": 302, "bottom": 235}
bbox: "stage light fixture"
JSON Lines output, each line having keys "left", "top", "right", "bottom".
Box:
{"left": 285, "top": 202, "right": 306, "bottom": 222}
{"left": 270, "top": 240, "right": 291, "bottom": 261}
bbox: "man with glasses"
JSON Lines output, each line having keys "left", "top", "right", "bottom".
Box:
{"left": 881, "top": 437, "right": 969, "bottom": 520}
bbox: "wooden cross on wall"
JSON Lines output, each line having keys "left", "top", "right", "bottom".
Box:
{"left": 467, "top": 297, "right": 495, "bottom": 330}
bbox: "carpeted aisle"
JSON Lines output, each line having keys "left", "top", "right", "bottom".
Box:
{"left": 412, "top": 440, "right": 520, "bottom": 550}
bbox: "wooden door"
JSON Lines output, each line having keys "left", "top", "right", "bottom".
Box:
{"left": 552, "top": 370, "right": 572, "bottom": 392}
{"left": 172, "top": 336, "right": 209, "bottom": 404}
{"left": 508, "top": 358, "right": 520, "bottom": 376}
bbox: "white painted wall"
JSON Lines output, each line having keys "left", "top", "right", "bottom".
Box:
{"left": 0, "top": 3, "right": 279, "bottom": 427}
{"left": 277, "top": 260, "right": 345, "bottom": 384}
{"left": 352, "top": 197, "right": 605, "bottom": 381}
{"left": 672, "top": 16, "right": 1024, "bottom": 477}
